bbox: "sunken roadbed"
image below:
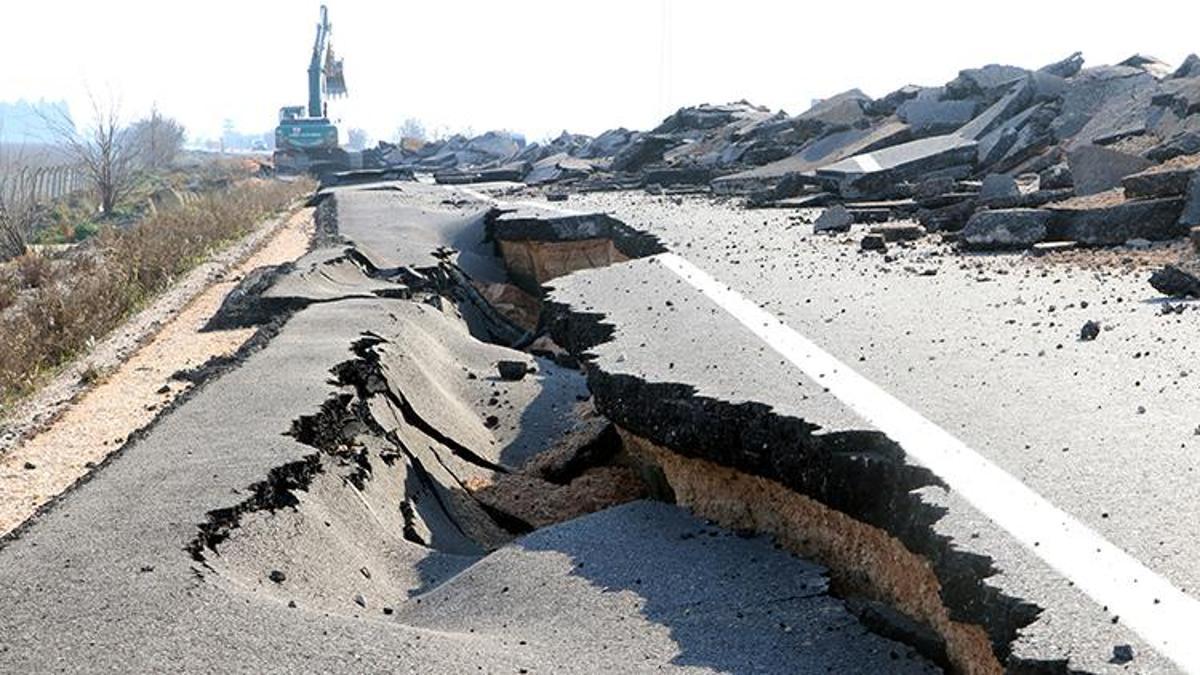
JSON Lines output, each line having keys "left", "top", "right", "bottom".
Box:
{"left": 0, "top": 181, "right": 938, "bottom": 674}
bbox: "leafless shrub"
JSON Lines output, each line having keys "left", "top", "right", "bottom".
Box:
{"left": 0, "top": 143, "right": 42, "bottom": 260}
{"left": 13, "top": 252, "right": 53, "bottom": 289}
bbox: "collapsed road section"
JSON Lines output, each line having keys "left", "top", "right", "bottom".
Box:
{"left": 0, "top": 180, "right": 942, "bottom": 674}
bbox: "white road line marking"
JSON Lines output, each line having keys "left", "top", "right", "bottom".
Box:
{"left": 854, "top": 153, "right": 883, "bottom": 173}
{"left": 455, "top": 187, "right": 582, "bottom": 216}
{"left": 455, "top": 187, "right": 494, "bottom": 204}
{"left": 657, "top": 251, "right": 1200, "bottom": 672}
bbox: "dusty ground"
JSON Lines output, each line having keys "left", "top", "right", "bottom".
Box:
{"left": 0, "top": 207, "right": 314, "bottom": 536}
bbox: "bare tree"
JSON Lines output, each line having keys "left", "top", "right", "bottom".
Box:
{"left": 42, "top": 96, "right": 140, "bottom": 215}
{"left": 0, "top": 143, "right": 42, "bottom": 260}
{"left": 395, "top": 118, "right": 427, "bottom": 143}
{"left": 346, "top": 127, "right": 370, "bottom": 151}
{"left": 128, "top": 105, "right": 185, "bottom": 170}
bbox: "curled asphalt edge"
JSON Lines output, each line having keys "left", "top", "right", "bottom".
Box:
{"left": 453, "top": 184, "right": 1040, "bottom": 670}
{"left": 539, "top": 240, "right": 1076, "bottom": 669}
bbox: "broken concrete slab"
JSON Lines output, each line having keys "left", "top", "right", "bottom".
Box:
{"left": 896, "top": 93, "right": 978, "bottom": 133}
{"left": 957, "top": 80, "right": 1035, "bottom": 141}
{"left": 980, "top": 174, "right": 1020, "bottom": 201}
{"left": 869, "top": 222, "right": 926, "bottom": 242}
{"left": 1119, "top": 53, "right": 1173, "bottom": 78}
{"left": 1152, "top": 77, "right": 1200, "bottom": 117}
{"left": 818, "top": 134, "right": 979, "bottom": 199}
{"left": 710, "top": 120, "right": 912, "bottom": 195}
{"left": 793, "top": 89, "right": 871, "bottom": 135}
{"left": 610, "top": 134, "right": 680, "bottom": 173}
{"left": 974, "top": 104, "right": 1051, "bottom": 168}
{"left": 577, "top": 127, "right": 636, "bottom": 159}
{"left": 1066, "top": 145, "right": 1155, "bottom": 196}
{"left": 1038, "top": 52, "right": 1084, "bottom": 79}
{"left": 959, "top": 209, "right": 1051, "bottom": 250}
{"left": 1173, "top": 54, "right": 1200, "bottom": 80}
{"left": 917, "top": 199, "right": 978, "bottom": 232}
{"left": 641, "top": 166, "right": 714, "bottom": 188}
{"left": 1047, "top": 191, "right": 1186, "bottom": 245}
{"left": 946, "top": 64, "right": 1030, "bottom": 102}
{"left": 1121, "top": 156, "right": 1200, "bottom": 199}
{"left": 866, "top": 84, "right": 924, "bottom": 116}
{"left": 524, "top": 153, "right": 597, "bottom": 186}
{"left": 1181, "top": 172, "right": 1200, "bottom": 227}
{"left": 1052, "top": 66, "right": 1158, "bottom": 147}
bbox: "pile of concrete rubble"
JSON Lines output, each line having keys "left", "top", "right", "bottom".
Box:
{"left": 369, "top": 51, "right": 1200, "bottom": 258}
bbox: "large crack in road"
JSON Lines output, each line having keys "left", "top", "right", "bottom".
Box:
{"left": 3, "top": 173, "right": 1190, "bottom": 673}
{"left": 0, "top": 180, "right": 944, "bottom": 674}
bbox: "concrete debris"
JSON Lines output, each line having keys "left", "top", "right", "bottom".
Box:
{"left": 345, "top": 52, "right": 1200, "bottom": 257}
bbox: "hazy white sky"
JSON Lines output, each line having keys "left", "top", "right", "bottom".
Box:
{"left": 4, "top": 1, "right": 1198, "bottom": 143}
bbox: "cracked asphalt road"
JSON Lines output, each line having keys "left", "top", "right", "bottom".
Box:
{"left": 542, "top": 187, "right": 1200, "bottom": 672}
{"left": 0, "top": 183, "right": 937, "bottom": 674}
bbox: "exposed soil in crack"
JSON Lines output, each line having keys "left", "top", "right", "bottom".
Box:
{"left": 540, "top": 212, "right": 1054, "bottom": 674}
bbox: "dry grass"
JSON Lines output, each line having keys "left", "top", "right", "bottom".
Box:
{"left": 0, "top": 178, "right": 312, "bottom": 403}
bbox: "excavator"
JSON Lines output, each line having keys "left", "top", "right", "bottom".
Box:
{"left": 273, "top": 5, "right": 350, "bottom": 175}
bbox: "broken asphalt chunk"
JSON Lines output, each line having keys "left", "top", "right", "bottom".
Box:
{"left": 959, "top": 209, "right": 1051, "bottom": 250}
{"left": 497, "top": 360, "right": 529, "bottom": 381}
{"left": 860, "top": 234, "right": 887, "bottom": 252}
{"left": 813, "top": 205, "right": 853, "bottom": 233}
{"left": 1079, "top": 320, "right": 1101, "bottom": 341}
{"left": 1149, "top": 259, "right": 1200, "bottom": 297}
{"left": 1066, "top": 145, "right": 1155, "bottom": 196}
{"left": 1047, "top": 192, "right": 1186, "bottom": 245}
{"left": 1122, "top": 157, "right": 1200, "bottom": 199}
